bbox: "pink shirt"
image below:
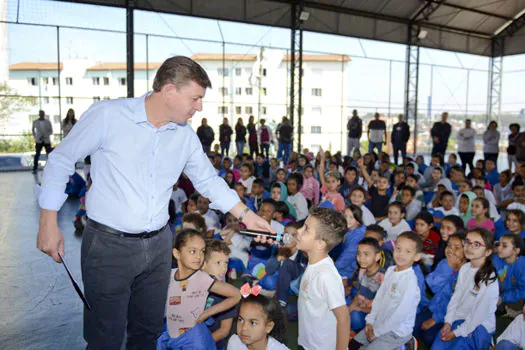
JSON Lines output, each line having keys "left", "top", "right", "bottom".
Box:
{"left": 321, "top": 184, "right": 345, "bottom": 212}
{"left": 467, "top": 218, "right": 495, "bottom": 233}
{"left": 166, "top": 269, "right": 215, "bottom": 338}
{"left": 300, "top": 176, "right": 320, "bottom": 205}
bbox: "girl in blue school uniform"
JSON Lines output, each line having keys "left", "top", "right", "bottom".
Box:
{"left": 334, "top": 204, "right": 367, "bottom": 280}
{"left": 414, "top": 233, "right": 467, "bottom": 348}
{"left": 431, "top": 228, "right": 499, "bottom": 350}
{"left": 493, "top": 234, "right": 525, "bottom": 308}
{"left": 504, "top": 210, "right": 525, "bottom": 240}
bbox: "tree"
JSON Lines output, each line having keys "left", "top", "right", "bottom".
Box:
{"left": 0, "top": 82, "right": 36, "bottom": 132}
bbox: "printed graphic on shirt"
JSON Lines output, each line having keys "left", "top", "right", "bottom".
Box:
{"left": 169, "top": 296, "right": 181, "bottom": 306}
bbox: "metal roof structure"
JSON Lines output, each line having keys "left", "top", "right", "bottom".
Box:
{"left": 61, "top": 0, "right": 525, "bottom": 57}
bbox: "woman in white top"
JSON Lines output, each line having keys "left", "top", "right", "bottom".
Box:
{"left": 457, "top": 119, "right": 476, "bottom": 176}
{"left": 62, "top": 108, "right": 77, "bottom": 138}
{"left": 432, "top": 228, "right": 499, "bottom": 349}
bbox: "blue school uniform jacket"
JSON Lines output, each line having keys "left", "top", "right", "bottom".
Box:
{"left": 413, "top": 264, "right": 430, "bottom": 313}
{"left": 426, "top": 260, "right": 455, "bottom": 295}
{"left": 493, "top": 255, "right": 525, "bottom": 304}
{"left": 335, "top": 225, "right": 366, "bottom": 279}
{"left": 428, "top": 265, "right": 460, "bottom": 323}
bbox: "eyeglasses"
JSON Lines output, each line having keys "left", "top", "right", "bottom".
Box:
{"left": 462, "top": 239, "right": 486, "bottom": 249}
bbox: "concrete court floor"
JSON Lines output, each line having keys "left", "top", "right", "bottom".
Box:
{"left": 0, "top": 171, "right": 86, "bottom": 349}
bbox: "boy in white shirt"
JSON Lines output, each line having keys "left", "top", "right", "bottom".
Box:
{"left": 350, "top": 231, "right": 421, "bottom": 350}
{"left": 170, "top": 182, "right": 187, "bottom": 215}
{"left": 496, "top": 304, "right": 525, "bottom": 349}
{"left": 297, "top": 207, "right": 350, "bottom": 350}
{"left": 400, "top": 186, "right": 421, "bottom": 221}
{"left": 433, "top": 190, "right": 459, "bottom": 223}
{"left": 196, "top": 195, "right": 221, "bottom": 237}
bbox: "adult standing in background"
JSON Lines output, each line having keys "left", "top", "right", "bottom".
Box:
{"left": 257, "top": 118, "right": 273, "bottom": 160}
{"left": 346, "top": 109, "right": 362, "bottom": 156}
{"left": 457, "top": 119, "right": 476, "bottom": 175}
{"left": 276, "top": 116, "right": 293, "bottom": 165}
{"left": 62, "top": 108, "right": 77, "bottom": 138}
{"left": 391, "top": 113, "right": 410, "bottom": 165}
{"left": 32, "top": 110, "right": 53, "bottom": 174}
{"left": 196, "top": 117, "right": 214, "bottom": 153}
{"left": 35, "top": 56, "right": 272, "bottom": 350}
{"left": 247, "top": 115, "right": 258, "bottom": 158}
{"left": 483, "top": 120, "right": 500, "bottom": 162}
{"left": 367, "top": 112, "right": 386, "bottom": 154}
{"left": 219, "top": 117, "right": 233, "bottom": 157}
{"left": 507, "top": 123, "right": 521, "bottom": 171}
{"left": 235, "top": 117, "right": 247, "bottom": 156}
{"left": 430, "top": 112, "right": 451, "bottom": 156}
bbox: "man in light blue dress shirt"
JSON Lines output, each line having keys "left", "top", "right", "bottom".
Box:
{"left": 36, "top": 56, "right": 272, "bottom": 349}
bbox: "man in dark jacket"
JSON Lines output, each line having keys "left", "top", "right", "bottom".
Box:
{"left": 391, "top": 114, "right": 410, "bottom": 165}
{"left": 276, "top": 116, "right": 293, "bottom": 165}
{"left": 347, "top": 109, "right": 362, "bottom": 156}
{"left": 431, "top": 112, "right": 452, "bottom": 156}
{"left": 196, "top": 118, "right": 214, "bottom": 153}
{"left": 219, "top": 117, "right": 233, "bottom": 157}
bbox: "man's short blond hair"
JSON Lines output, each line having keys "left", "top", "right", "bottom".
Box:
{"left": 153, "top": 56, "right": 212, "bottom": 92}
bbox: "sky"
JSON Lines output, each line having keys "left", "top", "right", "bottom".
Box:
{"left": 4, "top": 0, "right": 525, "bottom": 115}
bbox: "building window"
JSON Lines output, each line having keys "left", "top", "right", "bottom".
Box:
{"left": 235, "top": 106, "right": 242, "bottom": 115}
{"left": 65, "top": 77, "right": 73, "bottom": 85}
{"left": 93, "top": 96, "right": 101, "bottom": 103}
{"left": 219, "top": 87, "right": 228, "bottom": 96}
{"left": 311, "top": 126, "right": 322, "bottom": 134}
{"left": 218, "top": 68, "right": 229, "bottom": 77}
{"left": 235, "top": 68, "right": 242, "bottom": 76}
{"left": 245, "top": 106, "right": 253, "bottom": 114}
{"left": 42, "top": 77, "right": 49, "bottom": 84}
{"left": 93, "top": 77, "right": 100, "bottom": 85}
{"left": 103, "top": 77, "right": 109, "bottom": 85}
{"left": 54, "top": 115, "right": 61, "bottom": 124}
{"left": 261, "top": 87, "right": 267, "bottom": 96}
{"left": 312, "top": 88, "right": 322, "bottom": 97}
{"left": 52, "top": 77, "right": 58, "bottom": 85}
{"left": 28, "top": 78, "right": 37, "bottom": 86}
{"left": 245, "top": 87, "right": 253, "bottom": 95}
{"left": 262, "top": 106, "right": 267, "bottom": 115}
{"left": 66, "top": 97, "right": 74, "bottom": 104}
{"left": 235, "top": 87, "right": 242, "bottom": 95}
{"left": 262, "top": 68, "right": 267, "bottom": 77}
{"left": 43, "top": 97, "right": 50, "bottom": 104}
{"left": 103, "top": 96, "right": 110, "bottom": 100}
{"left": 218, "top": 106, "right": 228, "bottom": 114}
{"left": 119, "top": 78, "right": 126, "bottom": 86}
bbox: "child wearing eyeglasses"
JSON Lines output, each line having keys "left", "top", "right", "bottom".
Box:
{"left": 431, "top": 228, "right": 499, "bottom": 350}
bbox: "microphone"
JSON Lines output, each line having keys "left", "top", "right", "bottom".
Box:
{"left": 239, "top": 229, "right": 293, "bottom": 245}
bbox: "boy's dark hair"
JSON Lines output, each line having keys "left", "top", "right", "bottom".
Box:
{"left": 350, "top": 186, "right": 368, "bottom": 198}
{"left": 241, "top": 163, "right": 254, "bottom": 175}
{"left": 285, "top": 221, "right": 303, "bottom": 230}
{"left": 205, "top": 239, "right": 231, "bottom": 261}
{"left": 500, "top": 234, "right": 525, "bottom": 255}
{"left": 274, "top": 201, "right": 290, "bottom": 216}
{"left": 310, "top": 206, "right": 347, "bottom": 251}
{"left": 401, "top": 185, "right": 416, "bottom": 197}
{"left": 239, "top": 295, "right": 286, "bottom": 342}
{"left": 388, "top": 201, "right": 406, "bottom": 215}
{"left": 406, "top": 163, "right": 415, "bottom": 170}
{"left": 253, "top": 178, "right": 265, "bottom": 187}
{"left": 234, "top": 155, "right": 242, "bottom": 163}
{"left": 173, "top": 228, "right": 204, "bottom": 249}
{"left": 407, "top": 174, "right": 419, "bottom": 182}
{"left": 397, "top": 231, "right": 423, "bottom": 253}
{"left": 475, "top": 174, "right": 487, "bottom": 182}
{"left": 260, "top": 198, "right": 277, "bottom": 212}
{"left": 287, "top": 172, "right": 304, "bottom": 190}
{"left": 345, "top": 204, "right": 364, "bottom": 226}
{"left": 366, "top": 224, "right": 386, "bottom": 238}
{"left": 460, "top": 180, "right": 473, "bottom": 188}
{"left": 358, "top": 237, "right": 381, "bottom": 253}
{"left": 439, "top": 190, "right": 454, "bottom": 201}
{"left": 507, "top": 209, "right": 525, "bottom": 226}
{"left": 511, "top": 178, "right": 524, "bottom": 191}
{"left": 442, "top": 215, "right": 465, "bottom": 233}
{"left": 189, "top": 192, "right": 200, "bottom": 204}
{"left": 433, "top": 166, "right": 444, "bottom": 174}
{"left": 182, "top": 213, "right": 207, "bottom": 234}
{"left": 415, "top": 211, "right": 434, "bottom": 225}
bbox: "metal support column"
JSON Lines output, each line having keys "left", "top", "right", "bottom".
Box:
{"left": 404, "top": 25, "right": 420, "bottom": 155}
{"left": 126, "top": 0, "right": 134, "bottom": 98}
{"left": 289, "top": 0, "right": 304, "bottom": 153}
{"left": 487, "top": 37, "right": 503, "bottom": 122}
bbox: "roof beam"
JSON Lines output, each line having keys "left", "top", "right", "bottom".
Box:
{"left": 266, "top": 0, "right": 491, "bottom": 38}
{"left": 411, "top": 0, "right": 446, "bottom": 22}
{"left": 440, "top": 1, "right": 513, "bottom": 21}
{"left": 495, "top": 10, "right": 525, "bottom": 37}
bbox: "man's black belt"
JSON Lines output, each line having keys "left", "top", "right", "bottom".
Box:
{"left": 87, "top": 219, "right": 165, "bottom": 239}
